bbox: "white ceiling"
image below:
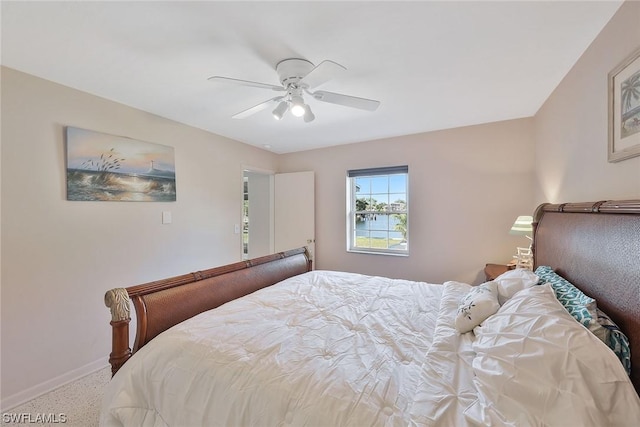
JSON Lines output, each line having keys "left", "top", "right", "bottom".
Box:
{"left": 1, "top": 1, "right": 622, "bottom": 154}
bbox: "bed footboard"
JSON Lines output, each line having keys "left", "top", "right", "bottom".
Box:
{"left": 104, "top": 247, "right": 312, "bottom": 376}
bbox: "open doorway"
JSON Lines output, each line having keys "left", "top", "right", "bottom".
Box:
{"left": 242, "top": 169, "right": 274, "bottom": 260}
{"left": 242, "top": 168, "right": 315, "bottom": 262}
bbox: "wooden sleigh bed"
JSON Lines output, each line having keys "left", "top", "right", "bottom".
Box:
{"left": 104, "top": 246, "right": 313, "bottom": 376}
{"left": 102, "top": 199, "right": 640, "bottom": 426}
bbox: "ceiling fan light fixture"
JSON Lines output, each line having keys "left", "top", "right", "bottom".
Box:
{"left": 290, "top": 95, "right": 306, "bottom": 117}
{"left": 272, "top": 101, "right": 288, "bottom": 120}
{"left": 213, "top": 58, "right": 380, "bottom": 123}
{"left": 303, "top": 105, "right": 315, "bottom": 123}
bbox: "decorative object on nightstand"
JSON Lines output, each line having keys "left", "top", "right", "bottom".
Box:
{"left": 514, "top": 247, "right": 533, "bottom": 270}
{"left": 509, "top": 215, "right": 534, "bottom": 270}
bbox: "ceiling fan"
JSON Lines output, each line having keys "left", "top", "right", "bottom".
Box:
{"left": 208, "top": 58, "right": 380, "bottom": 123}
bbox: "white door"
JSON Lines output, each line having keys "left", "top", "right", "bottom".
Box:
{"left": 274, "top": 171, "right": 315, "bottom": 263}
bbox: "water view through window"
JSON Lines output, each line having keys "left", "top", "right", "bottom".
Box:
{"left": 348, "top": 166, "right": 408, "bottom": 255}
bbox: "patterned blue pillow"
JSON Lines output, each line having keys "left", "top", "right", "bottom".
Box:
{"left": 596, "top": 308, "right": 632, "bottom": 376}
{"left": 534, "top": 266, "right": 597, "bottom": 329}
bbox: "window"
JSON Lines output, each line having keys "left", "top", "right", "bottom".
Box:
{"left": 347, "top": 166, "right": 408, "bottom": 255}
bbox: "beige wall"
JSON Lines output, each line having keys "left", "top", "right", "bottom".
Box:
{"left": 0, "top": 67, "right": 278, "bottom": 406}
{"left": 2, "top": 0, "right": 638, "bottom": 410}
{"left": 278, "top": 118, "right": 536, "bottom": 285}
{"left": 535, "top": 0, "right": 640, "bottom": 204}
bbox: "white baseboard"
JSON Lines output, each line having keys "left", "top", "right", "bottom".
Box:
{"left": 1, "top": 358, "right": 108, "bottom": 411}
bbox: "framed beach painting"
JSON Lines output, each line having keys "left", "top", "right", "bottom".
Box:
{"left": 608, "top": 46, "right": 640, "bottom": 163}
{"left": 66, "top": 127, "right": 176, "bottom": 201}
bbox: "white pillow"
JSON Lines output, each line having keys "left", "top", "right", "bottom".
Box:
{"left": 454, "top": 281, "right": 500, "bottom": 333}
{"left": 465, "top": 284, "right": 640, "bottom": 427}
{"left": 492, "top": 268, "right": 538, "bottom": 304}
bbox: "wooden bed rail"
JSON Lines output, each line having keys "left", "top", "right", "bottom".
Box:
{"left": 105, "top": 247, "right": 312, "bottom": 376}
{"left": 533, "top": 199, "right": 640, "bottom": 218}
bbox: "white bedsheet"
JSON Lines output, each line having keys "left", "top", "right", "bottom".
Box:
{"left": 100, "top": 270, "right": 450, "bottom": 427}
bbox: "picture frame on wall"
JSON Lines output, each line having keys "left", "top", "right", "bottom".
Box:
{"left": 608, "top": 46, "right": 640, "bottom": 163}
{"left": 66, "top": 126, "right": 177, "bottom": 201}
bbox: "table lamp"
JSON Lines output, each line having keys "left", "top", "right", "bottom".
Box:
{"left": 509, "top": 215, "right": 533, "bottom": 240}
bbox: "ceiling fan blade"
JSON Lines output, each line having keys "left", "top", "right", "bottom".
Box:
{"left": 311, "top": 90, "right": 380, "bottom": 111}
{"left": 232, "top": 96, "right": 284, "bottom": 119}
{"left": 208, "top": 76, "right": 285, "bottom": 92}
{"left": 300, "top": 60, "right": 346, "bottom": 90}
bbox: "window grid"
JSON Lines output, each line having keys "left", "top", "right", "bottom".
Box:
{"left": 347, "top": 167, "right": 408, "bottom": 255}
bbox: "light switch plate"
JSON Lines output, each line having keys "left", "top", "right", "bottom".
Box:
{"left": 162, "top": 211, "right": 172, "bottom": 224}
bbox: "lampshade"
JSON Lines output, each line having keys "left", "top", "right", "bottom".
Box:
{"left": 303, "top": 105, "right": 315, "bottom": 123}
{"left": 272, "top": 101, "right": 289, "bottom": 120}
{"left": 290, "top": 95, "right": 306, "bottom": 117}
{"left": 509, "top": 215, "right": 533, "bottom": 235}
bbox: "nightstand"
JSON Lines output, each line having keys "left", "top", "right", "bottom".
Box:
{"left": 484, "top": 264, "right": 514, "bottom": 281}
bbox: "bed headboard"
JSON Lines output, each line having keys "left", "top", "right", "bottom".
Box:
{"left": 532, "top": 200, "right": 640, "bottom": 394}
{"left": 105, "top": 247, "right": 312, "bottom": 376}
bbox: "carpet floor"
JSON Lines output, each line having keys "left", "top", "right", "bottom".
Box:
{"left": 2, "top": 367, "right": 111, "bottom": 427}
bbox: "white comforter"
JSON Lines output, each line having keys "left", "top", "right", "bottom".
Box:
{"left": 101, "top": 271, "right": 640, "bottom": 427}
{"left": 100, "top": 271, "right": 458, "bottom": 426}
